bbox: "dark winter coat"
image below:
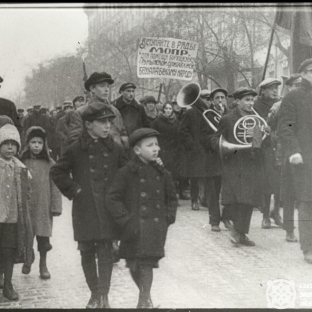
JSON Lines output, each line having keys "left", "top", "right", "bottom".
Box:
{"left": 199, "top": 108, "right": 222, "bottom": 177}
{"left": 50, "top": 131, "right": 128, "bottom": 241}
{"left": 55, "top": 114, "right": 69, "bottom": 155}
{"left": 114, "top": 96, "right": 150, "bottom": 136}
{"left": 253, "top": 95, "right": 280, "bottom": 195}
{"left": 277, "top": 78, "right": 312, "bottom": 201}
{"left": 211, "top": 106, "right": 265, "bottom": 207}
{"left": 106, "top": 157, "right": 178, "bottom": 260}
{"left": 0, "top": 98, "right": 23, "bottom": 136}
{"left": 178, "top": 100, "right": 209, "bottom": 177}
{"left": 151, "top": 113, "right": 180, "bottom": 180}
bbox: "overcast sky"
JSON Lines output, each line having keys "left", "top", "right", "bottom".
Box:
{"left": 0, "top": 4, "right": 88, "bottom": 99}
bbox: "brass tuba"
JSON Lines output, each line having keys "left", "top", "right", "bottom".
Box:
{"left": 203, "top": 109, "right": 221, "bottom": 132}
{"left": 219, "top": 108, "right": 268, "bottom": 159}
{"left": 177, "top": 82, "right": 201, "bottom": 108}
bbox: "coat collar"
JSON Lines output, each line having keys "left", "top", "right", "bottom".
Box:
{"left": 128, "top": 156, "right": 165, "bottom": 175}
{"left": 115, "top": 96, "right": 141, "bottom": 110}
{"left": 79, "top": 130, "right": 114, "bottom": 151}
{"left": 300, "top": 77, "right": 312, "bottom": 92}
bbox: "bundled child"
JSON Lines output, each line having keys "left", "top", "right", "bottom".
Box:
{"left": 50, "top": 103, "right": 128, "bottom": 308}
{"left": 106, "top": 128, "right": 178, "bottom": 308}
{"left": 0, "top": 123, "right": 33, "bottom": 300}
{"left": 20, "top": 126, "right": 62, "bottom": 279}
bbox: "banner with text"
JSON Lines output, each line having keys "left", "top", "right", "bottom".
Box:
{"left": 137, "top": 37, "right": 199, "bottom": 81}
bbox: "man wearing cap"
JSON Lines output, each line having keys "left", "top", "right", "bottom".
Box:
{"left": 212, "top": 87, "right": 268, "bottom": 246}
{"left": 113, "top": 82, "right": 150, "bottom": 136}
{"left": 17, "top": 108, "right": 25, "bottom": 127}
{"left": 278, "top": 58, "right": 312, "bottom": 263}
{"left": 50, "top": 102, "right": 128, "bottom": 308}
{"left": 210, "top": 88, "right": 228, "bottom": 116}
{"left": 67, "top": 72, "right": 128, "bottom": 149}
{"left": 254, "top": 78, "right": 283, "bottom": 229}
{"left": 73, "top": 96, "right": 85, "bottom": 110}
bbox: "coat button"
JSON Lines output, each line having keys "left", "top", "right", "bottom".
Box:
{"left": 156, "top": 204, "right": 160, "bottom": 209}
{"left": 141, "top": 192, "right": 146, "bottom": 197}
{"left": 154, "top": 218, "right": 159, "bottom": 222}
{"left": 89, "top": 155, "right": 94, "bottom": 159}
{"left": 90, "top": 169, "right": 95, "bottom": 173}
{"left": 141, "top": 205, "right": 147, "bottom": 211}
{"left": 103, "top": 153, "right": 108, "bottom": 157}
{"left": 103, "top": 165, "right": 108, "bottom": 169}
{"left": 140, "top": 178, "right": 145, "bottom": 183}
{"left": 156, "top": 176, "right": 160, "bottom": 180}
{"left": 156, "top": 190, "right": 160, "bottom": 194}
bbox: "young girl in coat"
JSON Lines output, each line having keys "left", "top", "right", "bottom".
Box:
{"left": 20, "top": 126, "right": 62, "bottom": 279}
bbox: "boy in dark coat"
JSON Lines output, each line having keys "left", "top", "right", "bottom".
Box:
{"left": 50, "top": 102, "right": 128, "bottom": 308}
{"left": 106, "top": 128, "right": 178, "bottom": 308}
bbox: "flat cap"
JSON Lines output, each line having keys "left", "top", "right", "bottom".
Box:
{"left": 129, "top": 128, "right": 160, "bottom": 147}
{"left": 63, "top": 101, "right": 73, "bottom": 108}
{"left": 73, "top": 96, "right": 84, "bottom": 103}
{"left": 143, "top": 95, "right": 157, "bottom": 105}
{"left": 56, "top": 106, "right": 62, "bottom": 110}
{"left": 119, "top": 82, "right": 136, "bottom": 93}
{"left": 17, "top": 108, "right": 24, "bottom": 113}
{"left": 232, "top": 87, "right": 257, "bottom": 100}
{"left": 285, "top": 74, "right": 302, "bottom": 86}
{"left": 210, "top": 88, "right": 228, "bottom": 99}
{"left": 27, "top": 107, "right": 33, "bottom": 112}
{"left": 298, "top": 58, "right": 312, "bottom": 73}
{"left": 84, "top": 72, "right": 114, "bottom": 91}
{"left": 259, "top": 78, "right": 281, "bottom": 89}
{"left": 200, "top": 89, "right": 211, "bottom": 98}
{"left": 33, "top": 104, "right": 41, "bottom": 109}
{"left": 81, "top": 102, "right": 116, "bottom": 122}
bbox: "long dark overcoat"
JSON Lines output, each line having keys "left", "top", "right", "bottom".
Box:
{"left": 178, "top": 100, "right": 208, "bottom": 178}
{"left": 50, "top": 131, "right": 128, "bottom": 241}
{"left": 277, "top": 78, "right": 312, "bottom": 201}
{"left": 254, "top": 96, "right": 280, "bottom": 195}
{"left": 106, "top": 157, "right": 178, "bottom": 260}
{"left": 151, "top": 113, "right": 180, "bottom": 180}
{"left": 114, "top": 96, "right": 150, "bottom": 136}
{"left": 212, "top": 107, "right": 265, "bottom": 207}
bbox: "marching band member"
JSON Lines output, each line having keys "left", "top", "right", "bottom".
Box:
{"left": 212, "top": 87, "right": 268, "bottom": 246}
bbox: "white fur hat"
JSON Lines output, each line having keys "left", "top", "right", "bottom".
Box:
{"left": 0, "top": 124, "right": 21, "bottom": 150}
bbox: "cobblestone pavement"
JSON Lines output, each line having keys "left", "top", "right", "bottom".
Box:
{"left": 0, "top": 197, "right": 311, "bottom": 309}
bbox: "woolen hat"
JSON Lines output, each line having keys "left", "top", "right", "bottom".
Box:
{"left": 232, "top": 87, "right": 257, "bottom": 100}
{"left": 119, "top": 82, "right": 136, "bottom": 93}
{"left": 143, "top": 95, "right": 157, "bottom": 105}
{"left": 298, "top": 58, "right": 312, "bottom": 73}
{"left": 0, "top": 124, "right": 21, "bottom": 150}
{"left": 210, "top": 88, "right": 228, "bottom": 99}
{"left": 81, "top": 102, "right": 116, "bottom": 122}
{"left": 285, "top": 74, "right": 302, "bottom": 86}
{"left": 259, "top": 78, "right": 281, "bottom": 89}
{"left": 26, "top": 126, "right": 46, "bottom": 143}
{"left": 84, "top": 72, "right": 114, "bottom": 91}
{"left": 129, "top": 128, "right": 160, "bottom": 148}
{"left": 0, "top": 116, "right": 14, "bottom": 128}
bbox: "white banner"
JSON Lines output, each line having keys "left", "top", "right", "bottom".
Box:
{"left": 137, "top": 37, "right": 199, "bottom": 81}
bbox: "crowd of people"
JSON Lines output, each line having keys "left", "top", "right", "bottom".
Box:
{"left": 0, "top": 57, "right": 312, "bottom": 308}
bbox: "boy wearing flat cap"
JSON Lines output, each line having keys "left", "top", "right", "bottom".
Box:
{"left": 212, "top": 87, "right": 268, "bottom": 247}
{"left": 50, "top": 103, "right": 128, "bottom": 308}
{"left": 67, "top": 71, "right": 128, "bottom": 150}
{"left": 107, "top": 128, "right": 177, "bottom": 308}
{"left": 278, "top": 58, "right": 312, "bottom": 264}
{"left": 113, "top": 82, "right": 150, "bottom": 136}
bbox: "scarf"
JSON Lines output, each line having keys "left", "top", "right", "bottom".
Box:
{"left": 158, "top": 111, "right": 177, "bottom": 124}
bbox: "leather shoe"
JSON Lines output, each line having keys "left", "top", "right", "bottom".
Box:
{"left": 22, "top": 264, "right": 31, "bottom": 275}
{"left": 137, "top": 296, "right": 153, "bottom": 308}
{"left": 261, "top": 217, "right": 271, "bottom": 229}
{"left": 97, "top": 294, "right": 110, "bottom": 308}
{"left": 270, "top": 212, "right": 283, "bottom": 227}
{"left": 191, "top": 201, "right": 200, "bottom": 211}
{"left": 211, "top": 225, "right": 221, "bottom": 232}
{"left": 286, "top": 231, "right": 298, "bottom": 243}
{"left": 304, "top": 251, "right": 312, "bottom": 264}
{"left": 230, "top": 228, "right": 240, "bottom": 246}
{"left": 86, "top": 291, "right": 99, "bottom": 309}
{"left": 223, "top": 219, "right": 233, "bottom": 230}
{"left": 0, "top": 274, "right": 3, "bottom": 289}
{"left": 239, "top": 234, "right": 255, "bottom": 246}
{"left": 40, "top": 266, "right": 51, "bottom": 279}
{"left": 3, "top": 283, "right": 19, "bottom": 300}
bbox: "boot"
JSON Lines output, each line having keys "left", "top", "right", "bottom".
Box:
{"left": 97, "top": 243, "right": 113, "bottom": 308}
{"left": 22, "top": 248, "right": 35, "bottom": 275}
{"left": 137, "top": 295, "right": 153, "bottom": 308}
{"left": 0, "top": 273, "right": 3, "bottom": 289}
{"left": 39, "top": 252, "right": 51, "bottom": 279}
{"left": 137, "top": 265, "right": 153, "bottom": 309}
{"left": 191, "top": 200, "right": 200, "bottom": 211}
{"left": 270, "top": 208, "right": 283, "bottom": 227}
{"left": 261, "top": 217, "right": 271, "bottom": 229}
{"left": 286, "top": 230, "right": 298, "bottom": 242}
{"left": 81, "top": 250, "right": 99, "bottom": 308}
{"left": 2, "top": 248, "right": 19, "bottom": 300}
{"left": 230, "top": 227, "right": 240, "bottom": 246}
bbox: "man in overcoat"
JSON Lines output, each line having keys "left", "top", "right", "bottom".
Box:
{"left": 50, "top": 103, "right": 128, "bottom": 307}
{"left": 277, "top": 58, "right": 312, "bottom": 264}
{"left": 254, "top": 78, "right": 283, "bottom": 229}
{"left": 212, "top": 88, "right": 267, "bottom": 246}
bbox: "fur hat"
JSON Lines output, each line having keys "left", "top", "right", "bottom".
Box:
{"left": 25, "top": 126, "right": 47, "bottom": 143}
{"left": 0, "top": 124, "right": 21, "bottom": 150}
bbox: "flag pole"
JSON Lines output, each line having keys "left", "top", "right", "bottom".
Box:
{"left": 261, "top": 12, "right": 278, "bottom": 81}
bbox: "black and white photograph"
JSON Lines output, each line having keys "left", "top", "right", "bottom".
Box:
{"left": 0, "top": 2, "right": 311, "bottom": 309}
